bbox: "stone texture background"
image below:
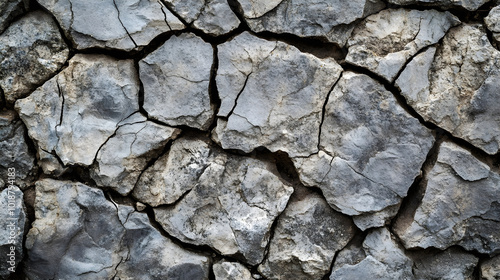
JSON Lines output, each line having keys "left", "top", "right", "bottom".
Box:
{"left": 1, "top": 0, "right": 500, "bottom": 279}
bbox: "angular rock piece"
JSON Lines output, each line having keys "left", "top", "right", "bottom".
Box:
{"left": 486, "top": 6, "right": 500, "bottom": 44}
{"left": 481, "top": 255, "right": 500, "bottom": 280}
{"left": 238, "top": 0, "right": 385, "bottom": 47}
{"left": 0, "top": 111, "right": 37, "bottom": 189}
{"left": 15, "top": 54, "right": 139, "bottom": 169}
{"left": 90, "top": 113, "right": 180, "bottom": 195}
{"left": 345, "top": 9, "right": 459, "bottom": 82}
{"left": 25, "top": 179, "right": 210, "bottom": 280}
{"left": 387, "top": 0, "right": 488, "bottom": 11}
{"left": 0, "top": 11, "right": 69, "bottom": 103}
{"left": 396, "top": 24, "right": 500, "bottom": 155}
{"left": 154, "top": 137, "right": 294, "bottom": 265}
{"left": 214, "top": 32, "right": 343, "bottom": 157}
{"left": 330, "top": 228, "right": 413, "bottom": 280}
{"left": 0, "top": 0, "right": 25, "bottom": 34}
{"left": 164, "top": 0, "right": 240, "bottom": 36}
{"left": 0, "top": 186, "right": 26, "bottom": 279}
{"left": 213, "top": 261, "right": 253, "bottom": 280}
{"left": 37, "top": 0, "right": 184, "bottom": 51}
{"left": 411, "top": 247, "right": 478, "bottom": 280}
{"left": 395, "top": 141, "right": 500, "bottom": 255}
{"left": 258, "top": 192, "right": 356, "bottom": 280}
{"left": 140, "top": 33, "right": 214, "bottom": 130}
{"left": 293, "top": 72, "right": 434, "bottom": 228}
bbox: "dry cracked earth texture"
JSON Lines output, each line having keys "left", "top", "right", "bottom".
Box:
{"left": 1, "top": 0, "right": 500, "bottom": 279}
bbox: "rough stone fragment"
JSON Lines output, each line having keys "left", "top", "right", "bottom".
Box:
{"left": 258, "top": 192, "right": 356, "bottom": 280}
{"left": 214, "top": 32, "right": 343, "bottom": 157}
{"left": 0, "top": 111, "right": 36, "bottom": 189}
{"left": 164, "top": 0, "right": 240, "bottom": 36}
{"left": 239, "top": 0, "right": 385, "bottom": 47}
{"left": 0, "top": 11, "right": 69, "bottom": 103}
{"left": 90, "top": 113, "right": 180, "bottom": 195}
{"left": 397, "top": 24, "right": 500, "bottom": 155}
{"left": 330, "top": 227, "right": 413, "bottom": 280}
{"left": 293, "top": 72, "right": 434, "bottom": 228}
{"left": 395, "top": 141, "right": 500, "bottom": 255}
{"left": 481, "top": 255, "right": 500, "bottom": 280}
{"left": 25, "top": 179, "right": 210, "bottom": 280}
{"left": 36, "top": 0, "right": 184, "bottom": 51}
{"left": 140, "top": 33, "right": 214, "bottom": 130}
{"left": 0, "top": 186, "right": 26, "bottom": 279}
{"left": 154, "top": 137, "right": 294, "bottom": 265}
{"left": 213, "top": 261, "right": 253, "bottom": 280}
{"left": 486, "top": 6, "right": 500, "bottom": 44}
{"left": 15, "top": 54, "right": 139, "bottom": 169}
{"left": 0, "top": 0, "right": 25, "bottom": 34}
{"left": 411, "top": 247, "right": 478, "bottom": 280}
{"left": 387, "top": 0, "right": 488, "bottom": 11}
{"left": 346, "top": 9, "right": 459, "bottom": 82}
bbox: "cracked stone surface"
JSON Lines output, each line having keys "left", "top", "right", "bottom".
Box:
{"left": 481, "top": 255, "right": 500, "bottom": 280}
{"left": 25, "top": 179, "right": 210, "bottom": 280}
{"left": 486, "top": 6, "right": 500, "bottom": 44}
{"left": 0, "top": 111, "right": 37, "bottom": 189}
{"left": 0, "top": 11, "right": 69, "bottom": 103}
{"left": 411, "top": 247, "right": 478, "bottom": 280}
{"left": 394, "top": 141, "right": 500, "bottom": 255}
{"left": 164, "top": 0, "right": 240, "bottom": 36}
{"left": 237, "top": 0, "right": 386, "bottom": 47}
{"left": 213, "top": 32, "right": 343, "bottom": 157}
{"left": 258, "top": 191, "right": 356, "bottom": 280}
{"left": 0, "top": 0, "right": 25, "bottom": 34}
{"left": 213, "top": 261, "right": 253, "bottom": 280}
{"left": 396, "top": 24, "right": 500, "bottom": 155}
{"left": 153, "top": 137, "right": 294, "bottom": 265}
{"left": 15, "top": 54, "right": 139, "bottom": 170}
{"left": 90, "top": 113, "right": 181, "bottom": 196}
{"left": 387, "top": 0, "right": 488, "bottom": 11}
{"left": 293, "top": 72, "right": 434, "bottom": 229}
{"left": 345, "top": 8, "right": 460, "bottom": 82}
{"left": 36, "top": 0, "right": 184, "bottom": 51}
{"left": 140, "top": 33, "right": 215, "bottom": 130}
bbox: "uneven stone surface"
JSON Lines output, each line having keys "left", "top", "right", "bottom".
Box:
{"left": 258, "top": 191, "right": 356, "bottom": 280}
{"left": 346, "top": 9, "right": 459, "bottom": 82}
{"left": 481, "top": 255, "right": 500, "bottom": 280}
{"left": 293, "top": 72, "right": 434, "bottom": 228}
{"left": 25, "top": 179, "right": 210, "bottom": 280}
{"left": 37, "top": 0, "right": 184, "bottom": 51}
{"left": 0, "top": 111, "right": 36, "bottom": 189}
{"left": 411, "top": 247, "right": 478, "bottom": 280}
{"left": 15, "top": 54, "right": 139, "bottom": 170}
{"left": 238, "top": 0, "right": 386, "bottom": 47}
{"left": 90, "top": 113, "right": 180, "bottom": 195}
{"left": 0, "top": 0, "right": 25, "bottom": 34}
{"left": 214, "top": 32, "right": 343, "bottom": 157}
{"left": 213, "top": 261, "right": 253, "bottom": 280}
{"left": 0, "top": 11, "right": 69, "bottom": 103}
{"left": 395, "top": 141, "right": 500, "bottom": 255}
{"left": 486, "top": 6, "right": 500, "bottom": 44}
{"left": 387, "top": 0, "right": 488, "bottom": 11}
{"left": 154, "top": 137, "right": 293, "bottom": 265}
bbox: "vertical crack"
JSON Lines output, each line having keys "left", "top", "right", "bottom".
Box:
{"left": 318, "top": 72, "right": 343, "bottom": 151}
{"left": 112, "top": 0, "right": 138, "bottom": 48}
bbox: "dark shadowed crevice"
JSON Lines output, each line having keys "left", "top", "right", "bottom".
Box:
{"left": 318, "top": 72, "right": 343, "bottom": 152}
{"left": 385, "top": 2, "right": 494, "bottom": 23}
{"left": 322, "top": 231, "right": 367, "bottom": 280}
{"left": 0, "top": 87, "right": 5, "bottom": 109}
{"left": 207, "top": 45, "right": 221, "bottom": 132}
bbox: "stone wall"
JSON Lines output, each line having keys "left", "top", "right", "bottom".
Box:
{"left": 1, "top": 0, "right": 500, "bottom": 279}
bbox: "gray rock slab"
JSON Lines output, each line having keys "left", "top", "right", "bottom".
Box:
{"left": 486, "top": 6, "right": 500, "bottom": 44}
{"left": 214, "top": 261, "right": 253, "bottom": 280}
{"left": 481, "top": 255, "right": 500, "bottom": 280}
{"left": 387, "top": 0, "right": 488, "bottom": 11}
{"left": 411, "top": 247, "right": 478, "bottom": 280}
{"left": 0, "top": 0, "right": 25, "bottom": 34}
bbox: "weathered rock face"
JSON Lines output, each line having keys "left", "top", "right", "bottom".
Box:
{"left": 345, "top": 9, "right": 459, "bottom": 82}
{"left": 0, "top": 111, "right": 36, "bottom": 189}
{"left": 36, "top": 0, "right": 184, "bottom": 51}
{"left": 411, "top": 247, "right": 478, "bottom": 280}
{"left": 15, "top": 54, "right": 139, "bottom": 170}
{"left": 293, "top": 72, "right": 434, "bottom": 229}
{"left": 258, "top": 192, "right": 356, "bottom": 280}
{"left": 0, "top": 11, "right": 69, "bottom": 103}
{"left": 90, "top": 113, "right": 180, "bottom": 195}
{"left": 387, "top": 0, "right": 488, "bottom": 11}
{"left": 237, "top": 0, "right": 385, "bottom": 47}
{"left": 25, "top": 179, "right": 210, "bottom": 280}
{"left": 396, "top": 24, "right": 500, "bottom": 155}
{"left": 140, "top": 33, "right": 215, "bottom": 130}
{"left": 0, "top": 0, "right": 25, "bottom": 34}
{"left": 395, "top": 141, "right": 500, "bottom": 255}
{"left": 213, "top": 261, "right": 253, "bottom": 280}
{"left": 214, "top": 32, "right": 343, "bottom": 157}
{"left": 481, "top": 255, "right": 500, "bottom": 280}
{"left": 486, "top": 6, "right": 500, "bottom": 44}
{"left": 153, "top": 137, "right": 294, "bottom": 265}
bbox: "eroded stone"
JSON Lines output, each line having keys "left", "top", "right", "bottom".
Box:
{"left": 481, "top": 255, "right": 500, "bottom": 280}
{"left": 0, "top": 0, "right": 25, "bottom": 34}
{"left": 411, "top": 247, "right": 478, "bottom": 280}
{"left": 387, "top": 0, "right": 488, "bottom": 11}
{"left": 214, "top": 261, "right": 253, "bottom": 280}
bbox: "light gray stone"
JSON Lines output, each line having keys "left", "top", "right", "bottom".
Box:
{"left": 154, "top": 138, "right": 293, "bottom": 265}
{"left": 25, "top": 179, "right": 210, "bottom": 280}
{"left": 293, "top": 72, "right": 434, "bottom": 228}
{"left": 0, "top": 11, "right": 69, "bottom": 103}
{"left": 239, "top": 0, "right": 385, "bottom": 47}
{"left": 140, "top": 33, "right": 215, "bottom": 130}
{"left": 37, "top": 0, "right": 184, "bottom": 51}
{"left": 15, "top": 54, "right": 139, "bottom": 170}
{"left": 0, "top": 0, "right": 25, "bottom": 34}
{"left": 481, "top": 255, "right": 500, "bottom": 280}
{"left": 345, "top": 9, "right": 459, "bottom": 82}
{"left": 411, "top": 247, "right": 478, "bottom": 280}
{"left": 394, "top": 141, "right": 500, "bottom": 255}
{"left": 486, "top": 6, "right": 500, "bottom": 44}
{"left": 387, "top": 0, "right": 488, "bottom": 11}
{"left": 396, "top": 24, "right": 500, "bottom": 155}
{"left": 214, "top": 261, "right": 253, "bottom": 280}
{"left": 258, "top": 192, "right": 356, "bottom": 280}
{"left": 90, "top": 113, "right": 180, "bottom": 196}
{"left": 214, "top": 32, "right": 343, "bottom": 157}
{"left": 0, "top": 111, "right": 36, "bottom": 189}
